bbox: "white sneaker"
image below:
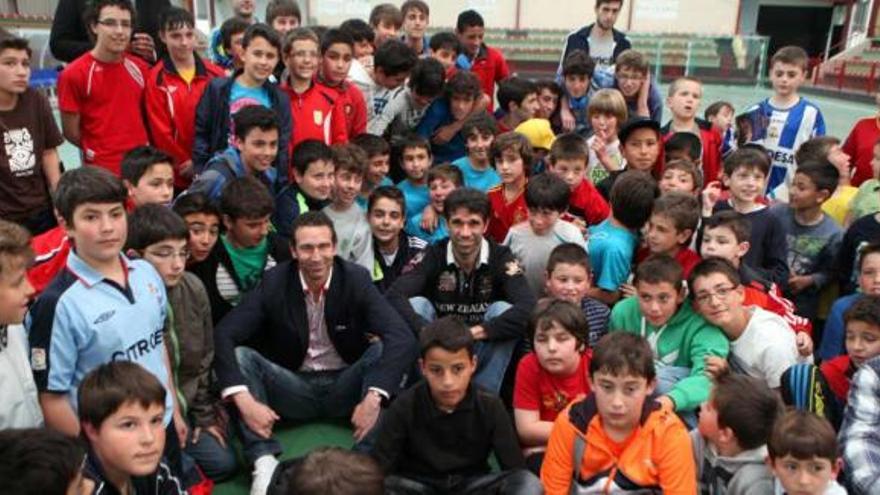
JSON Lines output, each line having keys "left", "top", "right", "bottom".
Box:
{"left": 250, "top": 455, "right": 280, "bottom": 495}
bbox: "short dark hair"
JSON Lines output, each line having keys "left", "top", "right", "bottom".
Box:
{"left": 546, "top": 243, "right": 590, "bottom": 275}
{"left": 158, "top": 6, "right": 194, "bottom": 32}
{"left": 234, "top": 105, "right": 280, "bottom": 141}
{"left": 367, "top": 185, "right": 405, "bottom": 215}
{"left": 795, "top": 136, "right": 840, "bottom": 165}
{"left": 0, "top": 429, "right": 85, "bottom": 495}
{"left": 771, "top": 45, "right": 809, "bottom": 72}
{"left": 120, "top": 145, "right": 174, "bottom": 186}
{"left": 78, "top": 361, "right": 166, "bottom": 428}
{"left": 351, "top": 134, "right": 391, "bottom": 158}
{"left": 704, "top": 100, "right": 734, "bottom": 121}
{"left": 634, "top": 254, "right": 684, "bottom": 290}
{"left": 858, "top": 241, "right": 880, "bottom": 271}
{"left": 419, "top": 316, "right": 475, "bottom": 357}
{"left": 242, "top": 23, "right": 282, "bottom": 53}
{"left": 401, "top": 0, "right": 430, "bottom": 18}
{"left": 462, "top": 111, "right": 498, "bottom": 140}
{"left": 596, "top": 0, "right": 624, "bottom": 7}
{"left": 525, "top": 172, "right": 570, "bottom": 212}
{"left": 529, "top": 298, "right": 590, "bottom": 348}
{"left": 534, "top": 79, "right": 562, "bottom": 97}
{"left": 456, "top": 9, "right": 484, "bottom": 32}
{"left": 126, "top": 204, "right": 189, "bottom": 252}
{"left": 290, "top": 211, "right": 337, "bottom": 247}
{"left": 285, "top": 447, "right": 384, "bottom": 495}
{"left": 548, "top": 132, "right": 589, "bottom": 164}
{"left": 408, "top": 57, "right": 445, "bottom": 98}
{"left": 54, "top": 167, "right": 128, "bottom": 225}
{"left": 590, "top": 332, "right": 656, "bottom": 381}
{"left": 292, "top": 140, "right": 334, "bottom": 176}
{"left": 610, "top": 170, "right": 659, "bottom": 230}
{"left": 339, "top": 19, "right": 374, "bottom": 44}
{"left": 428, "top": 163, "right": 464, "bottom": 189}
{"left": 723, "top": 146, "right": 771, "bottom": 177}
{"left": 172, "top": 192, "right": 221, "bottom": 221}
{"left": 562, "top": 49, "right": 595, "bottom": 78}
{"left": 220, "top": 17, "right": 250, "bottom": 52}
{"left": 712, "top": 373, "right": 781, "bottom": 450}
{"left": 492, "top": 131, "right": 535, "bottom": 174}
{"left": 429, "top": 31, "right": 460, "bottom": 54}
{"left": 398, "top": 133, "right": 432, "bottom": 156}
{"left": 664, "top": 132, "right": 702, "bottom": 163}
{"left": 265, "top": 0, "right": 301, "bottom": 27}
{"left": 768, "top": 410, "right": 838, "bottom": 462}
{"left": 219, "top": 176, "right": 275, "bottom": 219}
{"left": 688, "top": 256, "right": 741, "bottom": 292}
{"left": 86, "top": 0, "right": 136, "bottom": 31}
{"left": 0, "top": 35, "right": 31, "bottom": 58}
{"left": 497, "top": 77, "right": 538, "bottom": 113}
{"left": 445, "top": 70, "right": 483, "bottom": 100}
{"left": 331, "top": 143, "right": 368, "bottom": 177}
{"left": 795, "top": 160, "right": 839, "bottom": 197}
{"left": 702, "top": 210, "right": 751, "bottom": 243}
{"left": 844, "top": 294, "right": 880, "bottom": 329}
{"left": 663, "top": 158, "right": 703, "bottom": 191}
{"left": 651, "top": 192, "right": 699, "bottom": 234}
{"left": 374, "top": 39, "right": 418, "bottom": 77}
{"left": 321, "top": 27, "right": 355, "bottom": 53}
{"left": 444, "top": 187, "right": 489, "bottom": 221}
{"left": 369, "top": 3, "right": 403, "bottom": 29}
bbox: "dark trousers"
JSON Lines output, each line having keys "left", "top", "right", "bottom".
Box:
{"left": 385, "top": 469, "right": 543, "bottom": 495}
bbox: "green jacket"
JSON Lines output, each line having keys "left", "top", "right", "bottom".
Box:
{"left": 609, "top": 297, "right": 729, "bottom": 411}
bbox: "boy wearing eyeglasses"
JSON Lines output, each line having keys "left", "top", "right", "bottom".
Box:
{"left": 57, "top": 0, "right": 150, "bottom": 176}
{"left": 690, "top": 257, "right": 802, "bottom": 391}
{"left": 126, "top": 204, "right": 237, "bottom": 481}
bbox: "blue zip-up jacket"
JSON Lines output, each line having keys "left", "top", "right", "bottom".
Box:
{"left": 186, "top": 146, "right": 278, "bottom": 202}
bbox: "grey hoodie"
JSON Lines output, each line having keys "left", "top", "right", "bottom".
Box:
{"left": 692, "top": 430, "right": 775, "bottom": 495}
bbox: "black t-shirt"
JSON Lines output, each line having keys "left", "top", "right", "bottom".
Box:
{"left": 0, "top": 88, "right": 63, "bottom": 222}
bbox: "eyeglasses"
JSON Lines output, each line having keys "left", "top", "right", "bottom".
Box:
{"left": 96, "top": 18, "right": 133, "bottom": 29}
{"left": 145, "top": 248, "right": 191, "bottom": 262}
{"left": 693, "top": 285, "right": 737, "bottom": 305}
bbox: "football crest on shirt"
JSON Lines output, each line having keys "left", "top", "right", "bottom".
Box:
{"left": 438, "top": 271, "right": 456, "bottom": 292}
{"left": 345, "top": 104, "right": 353, "bottom": 115}
{"left": 313, "top": 110, "right": 323, "bottom": 125}
{"left": 31, "top": 348, "right": 46, "bottom": 371}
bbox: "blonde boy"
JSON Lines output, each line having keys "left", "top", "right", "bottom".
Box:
{"left": 586, "top": 89, "right": 627, "bottom": 184}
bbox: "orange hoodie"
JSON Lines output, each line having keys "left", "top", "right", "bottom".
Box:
{"left": 541, "top": 394, "right": 696, "bottom": 495}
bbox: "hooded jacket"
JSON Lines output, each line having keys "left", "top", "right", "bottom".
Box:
{"left": 691, "top": 430, "right": 774, "bottom": 495}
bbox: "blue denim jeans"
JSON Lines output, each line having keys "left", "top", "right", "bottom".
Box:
{"left": 655, "top": 363, "right": 697, "bottom": 428}
{"left": 409, "top": 297, "right": 517, "bottom": 395}
{"left": 233, "top": 342, "right": 383, "bottom": 464}
{"left": 183, "top": 422, "right": 238, "bottom": 481}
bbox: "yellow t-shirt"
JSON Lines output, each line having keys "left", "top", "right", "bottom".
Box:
{"left": 822, "top": 185, "right": 858, "bottom": 226}
{"left": 178, "top": 67, "right": 196, "bottom": 84}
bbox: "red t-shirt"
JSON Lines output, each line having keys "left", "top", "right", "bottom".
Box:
{"left": 468, "top": 45, "right": 509, "bottom": 112}
{"left": 57, "top": 53, "right": 150, "bottom": 175}
{"left": 569, "top": 178, "right": 610, "bottom": 226}
{"left": 513, "top": 351, "right": 591, "bottom": 422}
{"left": 487, "top": 184, "right": 528, "bottom": 243}
{"left": 842, "top": 117, "right": 880, "bottom": 187}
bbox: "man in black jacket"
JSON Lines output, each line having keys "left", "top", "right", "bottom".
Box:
{"left": 213, "top": 211, "right": 417, "bottom": 495}
{"left": 386, "top": 188, "right": 536, "bottom": 395}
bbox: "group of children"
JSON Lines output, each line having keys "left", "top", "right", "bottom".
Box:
{"left": 2, "top": 0, "right": 880, "bottom": 493}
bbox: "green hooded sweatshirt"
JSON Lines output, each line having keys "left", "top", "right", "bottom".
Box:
{"left": 609, "top": 297, "right": 729, "bottom": 411}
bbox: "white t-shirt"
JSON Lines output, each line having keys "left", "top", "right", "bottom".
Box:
{"left": 503, "top": 219, "right": 585, "bottom": 295}
{"left": 0, "top": 324, "right": 43, "bottom": 428}
{"left": 586, "top": 135, "right": 622, "bottom": 184}
{"left": 588, "top": 32, "right": 616, "bottom": 72}
{"left": 728, "top": 307, "right": 798, "bottom": 389}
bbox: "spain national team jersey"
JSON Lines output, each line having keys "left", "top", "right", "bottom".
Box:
{"left": 742, "top": 97, "right": 826, "bottom": 202}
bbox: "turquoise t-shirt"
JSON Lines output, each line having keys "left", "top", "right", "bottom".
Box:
{"left": 228, "top": 81, "right": 270, "bottom": 145}
{"left": 452, "top": 156, "right": 501, "bottom": 192}
{"left": 588, "top": 219, "right": 638, "bottom": 292}
{"left": 406, "top": 215, "right": 448, "bottom": 244}
{"left": 397, "top": 179, "right": 430, "bottom": 221}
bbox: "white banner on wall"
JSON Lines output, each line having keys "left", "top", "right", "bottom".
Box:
{"left": 634, "top": 0, "right": 681, "bottom": 21}
{"left": 315, "top": 0, "right": 372, "bottom": 19}
{"left": 467, "top": 0, "right": 500, "bottom": 17}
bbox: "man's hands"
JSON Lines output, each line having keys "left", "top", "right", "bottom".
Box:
{"left": 470, "top": 325, "right": 488, "bottom": 340}
{"left": 192, "top": 424, "right": 228, "bottom": 448}
{"left": 234, "top": 391, "right": 279, "bottom": 439}
{"left": 129, "top": 33, "right": 156, "bottom": 62}
{"left": 351, "top": 391, "right": 382, "bottom": 441}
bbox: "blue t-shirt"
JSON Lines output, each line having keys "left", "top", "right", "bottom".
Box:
{"left": 452, "top": 156, "right": 501, "bottom": 192}
{"left": 26, "top": 252, "right": 173, "bottom": 425}
{"left": 406, "top": 214, "right": 448, "bottom": 244}
{"left": 397, "top": 179, "right": 430, "bottom": 221}
{"left": 356, "top": 177, "right": 395, "bottom": 210}
{"left": 416, "top": 99, "right": 467, "bottom": 163}
{"left": 228, "top": 81, "right": 271, "bottom": 145}
{"left": 588, "top": 219, "right": 638, "bottom": 292}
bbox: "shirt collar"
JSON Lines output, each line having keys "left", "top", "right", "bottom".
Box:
{"left": 298, "top": 266, "right": 333, "bottom": 296}
{"left": 66, "top": 250, "right": 133, "bottom": 288}
{"left": 445, "top": 238, "right": 490, "bottom": 268}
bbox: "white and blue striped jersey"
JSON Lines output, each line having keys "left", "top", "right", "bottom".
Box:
{"left": 742, "top": 97, "right": 826, "bottom": 202}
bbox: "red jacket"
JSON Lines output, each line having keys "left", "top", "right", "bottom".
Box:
{"left": 282, "top": 80, "right": 348, "bottom": 156}
{"left": 661, "top": 119, "right": 723, "bottom": 186}
{"left": 145, "top": 55, "right": 225, "bottom": 188}
{"left": 27, "top": 225, "right": 70, "bottom": 297}
{"left": 320, "top": 76, "right": 368, "bottom": 138}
